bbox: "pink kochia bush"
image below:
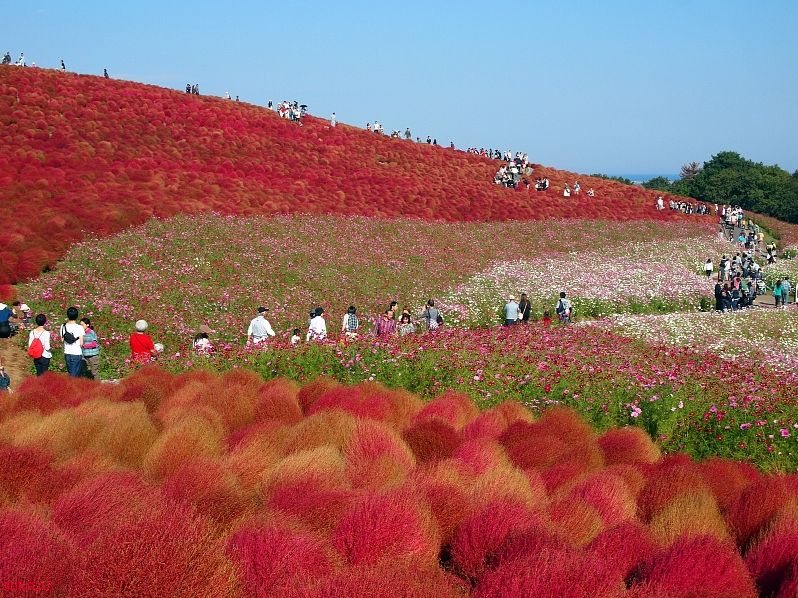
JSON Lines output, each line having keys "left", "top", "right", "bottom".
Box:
{"left": 0, "top": 368, "right": 794, "bottom": 595}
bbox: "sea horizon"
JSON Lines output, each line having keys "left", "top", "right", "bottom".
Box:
{"left": 607, "top": 173, "right": 680, "bottom": 184}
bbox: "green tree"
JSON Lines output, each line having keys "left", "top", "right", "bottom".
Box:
{"left": 642, "top": 176, "right": 672, "bottom": 191}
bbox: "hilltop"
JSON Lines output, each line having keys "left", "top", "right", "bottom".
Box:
{"left": 1, "top": 67, "right": 694, "bottom": 288}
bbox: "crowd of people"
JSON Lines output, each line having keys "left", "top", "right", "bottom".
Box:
{"left": 661, "top": 196, "right": 711, "bottom": 214}
{"left": 502, "top": 292, "right": 572, "bottom": 327}
{"left": 494, "top": 153, "right": 532, "bottom": 188}
{"left": 707, "top": 211, "right": 796, "bottom": 311}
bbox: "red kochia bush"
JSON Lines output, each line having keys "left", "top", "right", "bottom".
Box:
{"left": 474, "top": 547, "right": 623, "bottom": 598}
{"left": 0, "top": 443, "right": 76, "bottom": 505}
{"left": 298, "top": 377, "right": 339, "bottom": 413}
{"left": 0, "top": 509, "right": 79, "bottom": 596}
{"left": 253, "top": 378, "right": 303, "bottom": 424}
{"left": 332, "top": 489, "right": 439, "bottom": 567}
{"left": 726, "top": 477, "right": 792, "bottom": 546}
{"left": 450, "top": 500, "right": 539, "bottom": 580}
{"left": 312, "top": 562, "right": 465, "bottom": 598}
{"left": 745, "top": 517, "right": 798, "bottom": 596}
{"left": 636, "top": 535, "right": 756, "bottom": 597}
{"left": 414, "top": 390, "right": 479, "bottom": 431}
{"left": 71, "top": 501, "right": 239, "bottom": 598}
{"left": 227, "top": 525, "right": 334, "bottom": 596}
{"left": 11, "top": 372, "right": 105, "bottom": 414}
{"left": 597, "top": 426, "right": 661, "bottom": 465}
{"left": 267, "top": 478, "right": 355, "bottom": 534}
{"left": 402, "top": 419, "right": 462, "bottom": 464}
{"left": 587, "top": 522, "right": 658, "bottom": 580}
{"left": 51, "top": 471, "right": 163, "bottom": 547}
{"left": 699, "top": 457, "right": 760, "bottom": 512}
{"left": 161, "top": 457, "right": 249, "bottom": 526}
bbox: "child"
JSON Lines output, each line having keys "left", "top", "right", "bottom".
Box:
{"left": 290, "top": 328, "right": 301, "bottom": 345}
{"left": 0, "top": 363, "right": 10, "bottom": 392}
{"left": 542, "top": 311, "right": 552, "bottom": 327}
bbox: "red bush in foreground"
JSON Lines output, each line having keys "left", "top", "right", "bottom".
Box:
{"left": 0, "top": 509, "right": 78, "bottom": 595}
{"left": 2, "top": 368, "right": 795, "bottom": 595}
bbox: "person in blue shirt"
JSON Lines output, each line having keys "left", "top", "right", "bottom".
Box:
{"left": 0, "top": 303, "right": 17, "bottom": 338}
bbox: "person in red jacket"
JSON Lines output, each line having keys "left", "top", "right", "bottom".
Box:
{"left": 129, "top": 319, "right": 157, "bottom": 363}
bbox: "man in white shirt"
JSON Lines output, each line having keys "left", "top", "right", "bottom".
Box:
{"left": 247, "top": 307, "right": 276, "bottom": 345}
{"left": 62, "top": 306, "right": 85, "bottom": 377}
{"left": 330, "top": 112, "right": 336, "bottom": 127}
{"left": 307, "top": 307, "right": 327, "bottom": 341}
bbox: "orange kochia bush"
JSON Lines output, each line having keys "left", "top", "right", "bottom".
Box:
{"left": 0, "top": 367, "right": 786, "bottom": 595}
{"left": 0, "top": 67, "right": 700, "bottom": 288}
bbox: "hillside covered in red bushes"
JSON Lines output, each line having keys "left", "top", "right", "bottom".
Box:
{"left": 0, "top": 67, "right": 697, "bottom": 286}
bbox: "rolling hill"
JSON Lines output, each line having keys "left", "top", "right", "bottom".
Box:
{"left": 0, "top": 66, "right": 696, "bottom": 289}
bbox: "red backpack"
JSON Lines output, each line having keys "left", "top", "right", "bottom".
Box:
{"left": 28, "top": 333, "right": 44, "bottom": 359}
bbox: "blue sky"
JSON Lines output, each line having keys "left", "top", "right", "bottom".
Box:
{"left": 3, "top": 0, "right": 796, "bottom": 173}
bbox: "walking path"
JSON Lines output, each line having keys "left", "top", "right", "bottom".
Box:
{"left": 0, "top": 338, "right": 30, "bottom": 392}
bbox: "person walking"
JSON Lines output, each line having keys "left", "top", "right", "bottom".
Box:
{"left": 503, "top": 296, "right": 519, "bottom": 326}
{"left": 61, "top": 306, "right": 84, "bottom": 377}
{"left": 247, "top": 306, "right": 276, "bottom": 345}
{"left": 27, "top": 314, "right": 52, "bottom": 376}
{"left": 782, "top": 277, "right": 792, "bottom": 306}
{"left": 774, "top": 279, "right": 784, "bottom": 307}
{"left": 704, "top": 258, "right": 714, "bottom": 277}
{"left": 330, "top": 112, "right": 336, "bottom": 128}
{"left": 80, "top": 317, "right": 100, "bottom": 379}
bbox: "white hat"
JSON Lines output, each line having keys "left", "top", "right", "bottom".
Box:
{"left": 135, "top": 319, "right": 148, "bottom": 332}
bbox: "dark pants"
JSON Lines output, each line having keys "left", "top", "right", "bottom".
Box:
{"left": 504, "top": 319, "right": 516, "bottom": 327}
{"left": 34, "top": 357, "right": 50, "bottom": 376}
{"left": 65, "top": 354, "right": 83, "bottom": 377}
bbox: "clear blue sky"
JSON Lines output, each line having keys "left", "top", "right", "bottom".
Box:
{"left": 3, "top": 0, "right": 797, "bottom": 174}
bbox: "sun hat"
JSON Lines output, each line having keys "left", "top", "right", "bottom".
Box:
{"left": 198, "top": 324, "right": 213, "bottom": 335}
{"left": 135, "top": 319, "right": 148, "bottom": 332}
{"left": 257, "top": 306, "right": 268, "bottom": 313}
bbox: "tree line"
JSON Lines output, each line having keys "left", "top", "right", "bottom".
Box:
{"left": 641, "top": 152, "right": 798, "bottom": 224}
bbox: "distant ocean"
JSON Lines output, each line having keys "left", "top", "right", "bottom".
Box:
{"left": 608, "top": 174, "right": 679, "bottom": 185}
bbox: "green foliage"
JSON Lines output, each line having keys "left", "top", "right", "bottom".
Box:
{"left": 642, "top": 176, "right": 673, "bottom": 192}
{"left": 676, "top": 151, "right": 798, "bottom": 223}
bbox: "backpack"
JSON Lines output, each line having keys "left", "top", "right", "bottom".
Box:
{"left": 28, "top": 334, "right": 44, "bottom": 359}
{"left": 61, "top": 324, "right": 78, "bottom": 345}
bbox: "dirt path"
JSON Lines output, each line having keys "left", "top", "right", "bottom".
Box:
{"left": 0, "top": 336, "right": 30, "bottom": 392}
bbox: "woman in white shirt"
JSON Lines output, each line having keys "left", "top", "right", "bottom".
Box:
{"left": 28, "top": 313, "right": 52, "bottom": 376}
